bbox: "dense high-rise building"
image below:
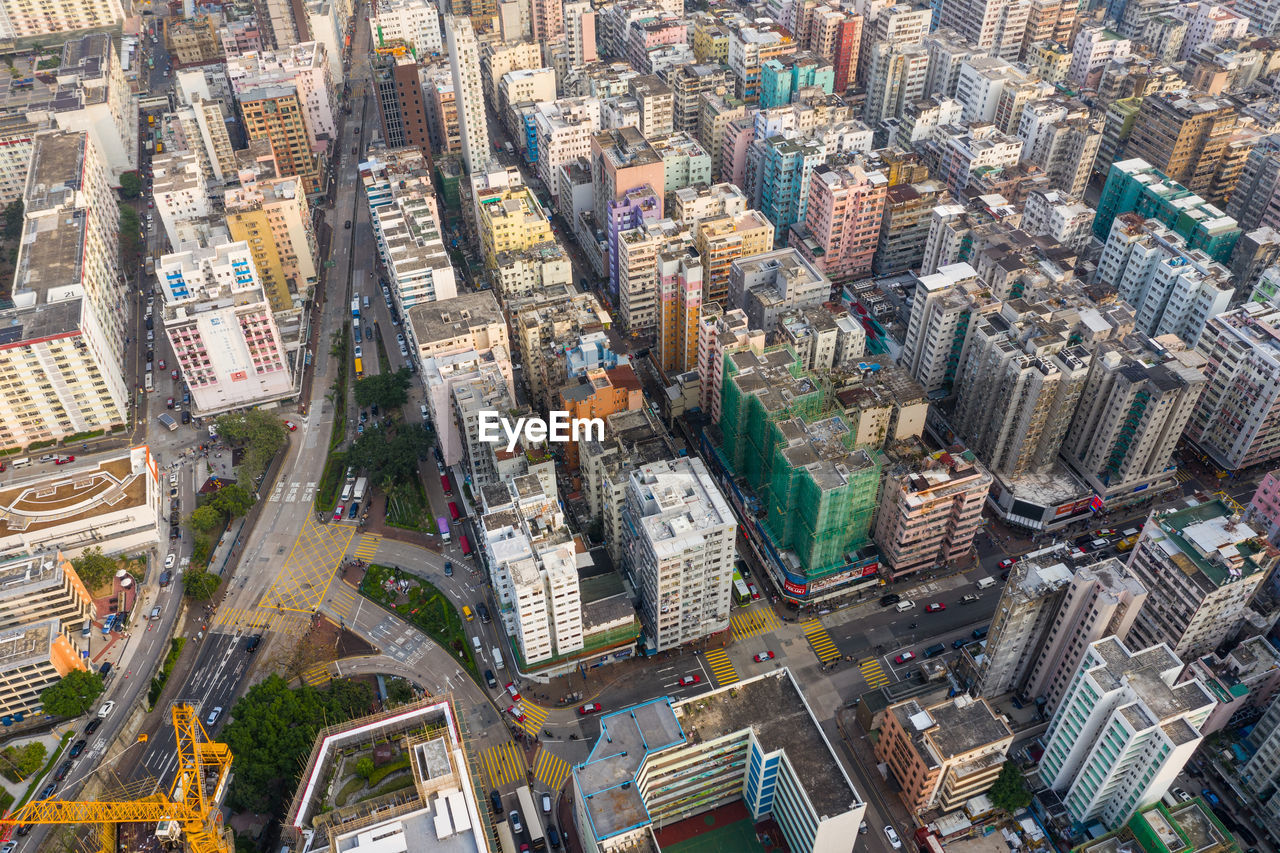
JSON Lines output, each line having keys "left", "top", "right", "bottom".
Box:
{"left": 445, "top": 16, "right": 489, "bottom": 175}
{"left": 1246, "top": 691, "right": 1280, "bottom": 824}
{"left": 1187, "top": 302, "right": 1280, "bottom": 472}
{"left": 1124, "top": 500, "right": 1280, "bottom": 659}
{"left": 1041, "top": 637, "right": 1214, "bottom": 829}
{"left": 937, "top": 0, "right": 1029, "bottom": 62}
{"left": 874, "top": 449, "right": 991, "bottom": 580}
{"left": 373, "top": 53, "right": 433, "bottom": 155}
{"left": 1096, "top": 215, "right": 1234, "bottom": 346}
{"left": 370, "top": 0, "right": 443, "bottom": 55}
{"left": 790, "top": 163, "right": 888, "bottom": 285}
{"left": 0, "top": 0, "right": 123, "bottom": 40}
{"left": 900, "top": 262, "right": 996, "bottom": 395}
{"left": 1060, "top": 337, "right": 1206, "bottom": 503}
{"left": 225, "top": 169, "right": 319, "bottom": 314}
{"left": 621, "top": 457, "right": 736, "bottom": 652}
{"left": 1093, "top": 159, "right": 1242, "bottom": 265}
{"left": 1227, "top": 134, "right": 1280, "bottom": 232}
{"left": 1124, "top": 92, "right": 1240, "bottom": 204}
{"left": 0, "top": 132, "right": 128, "bottom": 451}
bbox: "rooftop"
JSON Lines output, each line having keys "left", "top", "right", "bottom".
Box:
{"left": 888, "top": 695, "right": 1012, "bottom": 768}
{"left": 1085, "top": 637, "right": 1215, "bottom": 723}
{"left": 407, "top": 292, "right": 505, "bottom": 345}
{"left": 1146, "top": 500, "right": 1274, "bottom": 588}
{"left": 0, "top": 551, "right": 74, "bottom": 602}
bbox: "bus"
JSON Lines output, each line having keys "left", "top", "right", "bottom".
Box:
{"left": 353, "top": 319, "right": 361, "bottom": 343}
{"left": 354, "top": 357, "right": 364, "bottom": 378}
{"left": 732, "top": 575, "right": 751, "bottom": 606}
{"left": 351, "top": 298, "right": 360, "bottom": 318}
{"left": 515, "top": 786, "right": 546, "bottom": 851}
{"left": 459, "top": 534, "right": 472, "bottom": 557}
{"left": 441, "top": 474, "right": 452, "bottom": 496}
{"left": 438, "top": 517, "right": 450, "bottom": 542}
{"left": 495, "top": 822, "right": 518, "bottom": 853}
{"left": 144, "top": 372, "right": 154, "bottom": 393}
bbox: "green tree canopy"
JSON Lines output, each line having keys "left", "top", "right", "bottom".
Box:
{"left": 215, "top": 410, "right": 288, "bottom": 482}
{"left": 119, "top": 204, "right": 141, "bottom": 276}
{"left": 354, "top": 756, "right": 374, "bottom": 780}
{"left": 119, "top": 172, "right": 142, "bottom": 199}
{"left": 990, "top": 761, "right": 1032, "bottom": 813}
{"left": 2, "top": 199, "right": 22, "bottom": 240}
{"left": 182, "top": 569, "right": 221, "bottom": 601}
{"left": 209, "top": 483, "right": 255, "bottom": 517}
{"left": 222, "top": 675, "right": 373, "bottom": 814}
{"left": 354, "top": 368, "right": 412, "bottom": 411}
{"left": 188, "top": 505, "right": 223, "bottom": 534}
{"left": 72, "top": 547, "right": 119, "bottom": 591}
{"left": 0, "top": 742, "right": 47, "bottom": 782}
{"left": 346, "top": 424, "right": 434, "bottom": 489}
{"left": 40, "top": 669, "right": 105, "bottom": 718}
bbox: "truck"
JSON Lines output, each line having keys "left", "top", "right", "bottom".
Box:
{"left": 438, "top": 517, "right": 450, "bottom": 543}
{"left": 352, "top": 477, "right": 368, "bottom": 503}
{"left": 157, "top": 413, "right": 178, "bottom": 431}
{"left": 351, "top": 298, "right": 360, "bottom": 318}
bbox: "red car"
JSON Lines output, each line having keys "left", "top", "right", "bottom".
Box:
{"left": 54, "top": 455, "right": 75, "bottom": 465}
{"left": 158, "top": 359, "right": 166, "bottom": 369}
{"left": 170, "top": 369, "right": 178, "bottom": 380}
{"left": 166, "top": 397, "right": 174, "bottom": 409}
{"left": 507, "top": 704, "right": 525, "bottom": 722}
{"left": 894, "top": 651, "right": 916, "bottom": 664}
{"left": 753, "top": 651, "right": 774, "bottom": 662}
{"left": 748, "top": 583, "right": 760, "bottom": 600}
{"left": 924, "top": 603, "right": 945, "bottom": 613}
{"left": 998, "top": 558, "right": 1018, "bottom": 570}
{"left": 333, "top": 504, "right": 345, "bottom": 522}
{"left": 578, "top": 703, "right": 602, "bottom": 715}
{"left": 678, "top": 675, "right": 701, "bottom": 686}
{"left": 284, "top": 420, "right": 297, "bottom": 431}
{"left": 505, "top": 682, "right": 521, "bottom": 703}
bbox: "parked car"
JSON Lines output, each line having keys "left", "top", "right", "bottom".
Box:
{"left": 879, "top": 593, "right": 900, "bottom": 607}
{"left": 69, "top": 739, "right": 86, "bottom": 758}
{"left": 97, "top": 700, "right": 115, "bottom": 718}
{"left": 38, "top": 783, "right": 56, "bottom": 800}
{"left": 164, "top": 553, "right": 176, "bottom": 569}
{"left": 284, "top": 420, "right": 297, "bottom": 431}
{"left": 894, "top": 651, "right": 916, "bottom": 664}
{"left": 578, "top": 703, "right": 602, "bottom": 715}
{"left": 490, "top": 790, "right": 503, "bottom": 813}
{"left": 678, "top": 674, "right": 701, "bottom": 686}
{"left": 753, "top": 651, "right": 774, "bottom": 662}
{"left": 85, "top": 718, "right": 102, "bottom": 735}
{"left": 54, "top": 759, "right": 73, "bottom": 781}
{"left": 333, "top": 504, "right": 345, "bottom": 522}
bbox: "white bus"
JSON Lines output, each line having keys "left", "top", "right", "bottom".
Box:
{"left": 144, "top": 372, "right": 154, "bottom": 393}
{"left": 495, "top": 821, "right": 518, "bottom": 853}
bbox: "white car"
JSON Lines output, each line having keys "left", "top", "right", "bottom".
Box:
{"left": 164, "top": 553, "right": 176, "bottom": 569}
{"left": 98, "top": 700, "right": 116, "bottom": 718}
{"left": 206, "top": 706, "right": 222, "bottom": 727}
{"left": 885, "top": 826, "right": 902, "bottom": 849}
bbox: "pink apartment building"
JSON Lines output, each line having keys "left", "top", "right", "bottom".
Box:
{"left": 790, "top": 162, "right": 889, "bottom": 284}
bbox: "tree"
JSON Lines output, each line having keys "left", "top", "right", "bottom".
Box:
{"left": 188, "top": 505, "right": 223, "bottom": 534}
{"left": 354, "top": 368, "right": 412, "bottom": 411}
{"left": 990, "top": 761, "right": 1032, "bottom": 813}
{"left": 119, "top": 172, "right": 142, "bottom": 199}
{"left": 385, "top": 678, "right": 414, "bottom": 706}
{"left": 0, "top": 742, "right": 47, "bottom": 782}
{"left": 72, "top": 547, "right": 119, "bottom": 591}
{"left": 119, "top": 204, "right": 141, "bottom": 276}
{"left": 210, "top": 483, "right": 255, "bottom": 518}
{"left": 2, "top": 199, "right": 22, "bottom": 240}
{"left": 40, "top": 669, "right": 105, "bottom": 718}
{"left": 354, "top": 756, "right": 374, "bottom": 781}
{"left": 222, "top": 675, "right": 373, "bottom": 814}
{"left": 182, "top": 569, "right": 221, "bottom": 601}
{"left": 215, "top": 410, "right": 287, "bottom": 482}
{"left": 346, "top": 424, "right": 434, "bottom": 489}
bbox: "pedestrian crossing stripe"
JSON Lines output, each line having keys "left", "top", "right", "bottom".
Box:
{"left": 482, "top": 742, "right": 525, "bottom": 789}
{"left": 1174, "top": 468, "right": 1192, "bottom": 483}
{"left": 803, "top": 621, "right": 840, "bottom": 663}
{"left": 533, "top": 748, "right": 571, "bottom": 793}
{"left": 519, "top": 701, "right": 549, "bottom": 736}
{"left": 302, "top": 663, "right": 331, "bottom": 687}
{"left": 353, "top": 534, "right": 381, "bottom": 560}
{"left": 330, "top": 585, "right": 358, "bottom": 619}
{"left": 730, "top": 608, "right": 780, "bottom": 640}
{"left": 860, "top": 658, "right": 890, "bottom": 689}
{"left": 704, "top": 648, "right": 737, "bottom": 686}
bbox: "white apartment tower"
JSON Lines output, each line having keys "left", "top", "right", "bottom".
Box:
{"left": 937, "top": 0, "right": 1030, "bottom": 62}
{"left": 0, "top": 131, "right": 129, "bottom": 451}
{"left": 0, "top": 0, "right": 123, "bottom": 41}
{"left": 370, "top": 0, "right": 444, "bottom": 56}
{"left": 446, "top": 16, "right": 489, "bottom": 175}
{"left": 622, "top": 457, "right": 737, "bottom": 652}
{"left": 156, "top": 239, "right": 295, "bottom": 416}
{"left": 1041, "top": 637, "right": 1215, "bottom": 829}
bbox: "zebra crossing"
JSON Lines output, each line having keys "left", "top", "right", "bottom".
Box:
{"left": 208, "top": 605, "right": 308, "bottom": 638}
{"left": 482, "top": 742, "right": 525, "bottom": 789}
{"left": 532, "top": 748, "right": 571, "bottom": 793}
{"left": 352, "top": 534, "right": 381, "bottom": 561}
{"left": 803, "top": 620, "right": 841, "bottom": 663}
{"left": 860, "top": 657, "right": 890, "bottom": 689}
{"left": 730, "top": 606, "right": 779, "bottom": 640}
{"left": 302, "top": 662, "right": 331, "bottom": 687}
{"left": 704, "top": 648, "right": 737, "bottom": 686}
{"left": 1174, "top": 468, "right": 1194, "bottom": 484}
{"left": 328, "top": 584, "right": 358, "bottom": 621}
{"left": 518, "top": 700, "right": 549, "bottom": 736}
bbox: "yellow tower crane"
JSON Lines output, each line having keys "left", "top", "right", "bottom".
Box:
{"left": 0, "top": 703, "right": 234, "bottom": 853}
